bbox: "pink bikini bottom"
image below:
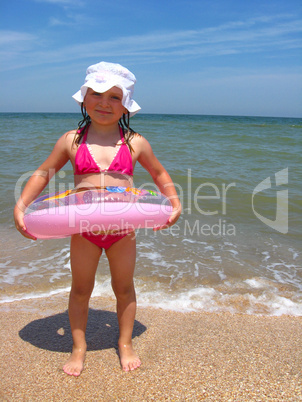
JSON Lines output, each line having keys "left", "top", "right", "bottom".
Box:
{"left": 81, "top": 231, "right": 133, "bottom": 250}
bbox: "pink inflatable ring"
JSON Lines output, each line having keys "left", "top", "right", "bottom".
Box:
{"left": 24, "top": 186, "right": 173, "bottom": 239}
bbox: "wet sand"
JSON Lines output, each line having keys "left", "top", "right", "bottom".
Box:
{"left": 0, "top": 294, "right": 301, "bottom": 401}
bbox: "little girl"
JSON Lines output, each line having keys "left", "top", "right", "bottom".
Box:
{"left": 14, "top": 62, "right": 181, "bottom": 376}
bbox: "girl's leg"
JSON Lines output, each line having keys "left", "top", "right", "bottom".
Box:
{"left": 63, "top": 234, "right": 102, "bottom": 376}
{"left": 105, "top": 233, "right": 141, "bottom": 372}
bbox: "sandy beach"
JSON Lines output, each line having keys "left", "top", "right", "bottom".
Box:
{"left": 0, "top": 294, "right": 301, "bottom": 401}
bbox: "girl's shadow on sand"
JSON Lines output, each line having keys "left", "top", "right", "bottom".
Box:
{"left": 19, "top": 308, "right": 146, "bottom": 352}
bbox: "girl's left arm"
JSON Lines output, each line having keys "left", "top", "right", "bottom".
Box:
{"left": 136, "top": 136, "right": 181, "bottom": 229}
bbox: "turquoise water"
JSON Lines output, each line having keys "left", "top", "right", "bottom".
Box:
{"left": 0, "top": 113, "right": 301, "bottom": 315}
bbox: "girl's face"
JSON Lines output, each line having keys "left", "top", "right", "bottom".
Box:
{"left": 84, "top": 87, "right": 128, "bottom": 125}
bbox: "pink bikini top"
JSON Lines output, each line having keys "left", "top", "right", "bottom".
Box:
{"left": 74, "top": 126, "right": 133, "bottom": 176}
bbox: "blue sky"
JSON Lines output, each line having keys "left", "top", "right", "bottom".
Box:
{"left": 1, "top": 0, "right": 301, "bottom": 117}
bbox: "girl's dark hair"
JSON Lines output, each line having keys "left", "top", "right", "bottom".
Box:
{"left": 73, "top": 104, "right": 137, "bottom": 152}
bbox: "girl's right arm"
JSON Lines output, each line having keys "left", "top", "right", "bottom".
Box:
{"left": 14, "top": 132, "right": 73, "bottom": 239}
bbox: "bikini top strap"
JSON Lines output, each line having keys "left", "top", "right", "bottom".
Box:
{"left": 79, "top": 125, "right": 89, "bottom": 143}
{"left": 119, "top": 126, "right": 125, "bottom": 143}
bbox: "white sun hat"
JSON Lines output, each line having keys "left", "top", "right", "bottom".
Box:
{"left": 72, "top": 61, "right": 141, "bottom": 117}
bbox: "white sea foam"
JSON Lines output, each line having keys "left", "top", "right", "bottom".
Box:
{"left": 135, "top": 285, "right": 302, "bottom": 316}
{"left": 288, "top": 248, "right": 299, "bottom": 260}
{"left": 0, "top": 260, "right": 12, "bottom": 268}
{"left": 136, "top": 287, "right": 219, "bottom": 312}
{"left": 194, "top": 263, "right": 199, "bottom": 277}
{"left": 182, "top": 238, "right": 207, "bottom": 245}
{"left": 244, "top": 279, "right": 265, "bottom": 289}
{"left": 2, "top": 277, "right": 302, "bottom": 317}
{"left": 91, "top": 277, "right": 115, "bottom": 299}
{"left": 247, "top": 293, "right": 302, "bottom": 316}
{"left": 227, "top": 249, "right": 239, "bottom": 256}
{"left": 2, "top": 265, "right": 41, "bottom": 285}
{"left": 262, "top": 251, "right": 271, "bottom": 262}
{"left": 218, "top": 271, "right": 227, "bottom": 280}
{"left": 139, "top": 251, "right": 163, "bottom": 260}
{"left": 0, "top": 286, "right": 71, "bottom": 304}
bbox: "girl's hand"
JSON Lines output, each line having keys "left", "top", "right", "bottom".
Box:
{"left": 14, "top": 205, "right": 37, "bottom": 240}
{"left": 153, "top": 204, "right": 182, "bottom": 232}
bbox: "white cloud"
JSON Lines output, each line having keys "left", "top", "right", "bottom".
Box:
{"left": 49, "top": 17, "right": 67, "bottom": 26}
{"left": 0, "top": 13, "right": 301, "bottom": 71}
{"left": 0, "top": 31, "right": 36, "bottom": 46}
{"left": 48, "top": 13, "right": 87, "bottom": 26}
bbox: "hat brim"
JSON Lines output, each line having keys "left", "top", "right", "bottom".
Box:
{"left": 72, "top": 81, "right": 141, "bottom": 117}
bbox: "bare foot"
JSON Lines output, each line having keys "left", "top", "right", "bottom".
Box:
{"left": 118, "top": 343, "right": 141, "bottom": 372}
{"left": 63, "top": 346, "right": 86, "bottom": 377}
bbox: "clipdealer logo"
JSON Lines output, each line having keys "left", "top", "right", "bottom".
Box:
{"left": 252, "top": 168, "right": 288, "bottom": 234}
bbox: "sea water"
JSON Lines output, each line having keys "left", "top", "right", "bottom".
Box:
{"left": 0, "top": 113, "right": 301, "bottom": 315}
